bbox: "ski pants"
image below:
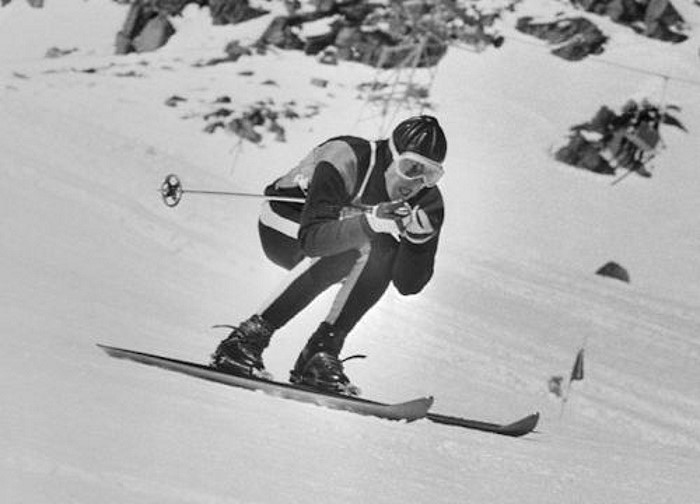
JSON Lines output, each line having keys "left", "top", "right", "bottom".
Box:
{"left": 255, "top": 217, "right": 398, "bottom": 335}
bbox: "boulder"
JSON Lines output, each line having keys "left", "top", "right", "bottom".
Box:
{"left": 570, "top": 0, "right": 687, "bottom": 43}
{"left": 132, "top": 14, "right": 175, "bottom": 53}
{"left": 516, "top": 16, "right": 608, "bottom": 60}
{"left": 553, "top": 100, "right": 684, "bottom": 177}
{"left": 596, "top": 262, "right": 630, "bottom": 283}
{"left": 208, "top": 0, "right": 268, "bottom": 25}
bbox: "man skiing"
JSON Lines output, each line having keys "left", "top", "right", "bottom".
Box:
{"left": 211, "top": 115, "right": 447, "bottom": 395}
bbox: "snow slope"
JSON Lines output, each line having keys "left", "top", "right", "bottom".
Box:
{"left": 2, "top": 1, "right": 700, "bottom": 502}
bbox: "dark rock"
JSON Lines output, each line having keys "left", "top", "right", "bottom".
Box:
{"left": 208, "top": 0, "right": 268, "bottom": 25}
{"left": 570, "top": 0, "right": 688, "bottom": 43}
{"left": 224, "top": 40, "right": 253, "bottom": 61}
{"left": 596, "top": 262, "right": 630, "bottom": 283}
{"left": 554, "top": 100, "right": 684, "bottom": 178}
{"left": 132, "top": 15, "right": 176, "bottom": 53}
{"left": 165, "top": 95, "right": 187, "bottom": 107}
{"left": 516, "top": 16, "right": 608, "bottom": 60}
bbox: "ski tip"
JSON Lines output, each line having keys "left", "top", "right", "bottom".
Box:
{"left": 425, "top": 410, "right": 540, "bottom": 436}
{"left": 396, "top": 396, "right": 434, "bottom": 422}
{"left": 500, "top": 411, "right": 540, "bottom": 435}
{"left": 96, "top": 343, "right": 132, "bottom": 360}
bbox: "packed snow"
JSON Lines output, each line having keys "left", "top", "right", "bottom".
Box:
{"left": 2, "top": 1, "right": 700, "bottom": 503}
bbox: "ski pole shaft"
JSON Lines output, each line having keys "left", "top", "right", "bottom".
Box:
{"left": 160, "top": 173, "right": 305, "bottom": 207}
{"left": 182, "top": 189, "right": 305, "bottom": 204}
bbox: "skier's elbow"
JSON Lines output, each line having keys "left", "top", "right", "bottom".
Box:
{"left": 393, "top": 276, "right": 429, "bottom": 296}
{"left": 397, "top": 284, "right": 423, "bottom": 296}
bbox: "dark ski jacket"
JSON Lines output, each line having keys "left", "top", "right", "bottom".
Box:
{"left": 264, "top": 135, "right": 444, "bottom": 295}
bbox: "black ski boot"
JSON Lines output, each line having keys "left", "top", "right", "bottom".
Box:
{"left": 211, "top": 314, "right": 275, "bottom": 379}
{"left": 289, "top": 322, "right": 360, "bottom": 396}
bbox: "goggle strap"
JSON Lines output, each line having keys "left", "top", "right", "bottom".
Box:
{"left": 398, "top": 151, "right": 443, "bottom": 172}
{"left": 388, "top": 135, "right": 400, "bottom": 160}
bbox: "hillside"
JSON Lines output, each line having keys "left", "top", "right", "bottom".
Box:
{"left": 2, "top": 1, "right": 700, "bottom": 503}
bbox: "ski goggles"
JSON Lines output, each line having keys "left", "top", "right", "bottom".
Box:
{"left": 394, "top": 152, "right": 444, "bottom": 187}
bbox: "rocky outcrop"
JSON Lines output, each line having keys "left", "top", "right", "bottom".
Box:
{"left": 554, "top": 100, "right": 686, "bottom": 178}
{"left": 596, "top": 262, "right": 630, "bottom": 283}
{"left": 254, "top": 0, "right": 503, "bottom": 69}
{"left": 571, "top": 0, "right": 687, "bottom": 43}
{"left": 115, "top": 1, "right": 266, "bottom": 55}
{"left": 516, "top": 17, "right": 608, "bottom": 60}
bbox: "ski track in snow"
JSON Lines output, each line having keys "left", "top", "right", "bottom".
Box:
{"left": 2, "top": 1, "right": 700, "bottom": 503}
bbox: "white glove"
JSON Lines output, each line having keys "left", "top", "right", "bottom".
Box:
{"left": 365, "top": 201, "right": 409, "bottom": 237}
{"left": 402, "top": 206, "right": 435, "bottom": 244}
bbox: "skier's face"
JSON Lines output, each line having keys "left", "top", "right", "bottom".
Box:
{"left": 385, "top": 160, "right": 424, "bottom": 200}
{"left": 385, "top": 154, "right": 442, "bottom": 200}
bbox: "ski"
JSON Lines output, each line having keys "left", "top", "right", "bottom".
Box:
{"left": 97, "top": 344, "right": 539, "bottom": 436}
{"left": 97, "top": 344, "right": 432, "bottom": 422}
{"left": 426, "top": 411, "right": 539, "bottom": 437}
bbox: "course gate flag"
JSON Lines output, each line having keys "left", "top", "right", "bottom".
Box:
{"left": 570, "top": 348, "right": 585, "bottom": 382}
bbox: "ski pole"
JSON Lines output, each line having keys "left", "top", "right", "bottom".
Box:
{"left": 160, "top": 173, "right": 305, "bottom": 207}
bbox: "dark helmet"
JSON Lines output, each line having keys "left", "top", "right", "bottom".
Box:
{"left": 392, "top": 115, "right": 447, "bottom": 163}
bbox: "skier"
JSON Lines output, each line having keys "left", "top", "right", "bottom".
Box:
{"left": 211, "top": 115, "right": 447, "bottom": 395}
